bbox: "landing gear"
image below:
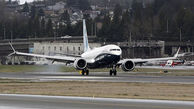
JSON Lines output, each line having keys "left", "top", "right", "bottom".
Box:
{"left": 81, "top": 70, "right": 85, "bottom": 75}
{"left": 86, "top": 69, "right": 89, "bottom": 75}
{"left": 81, "top": 69, "right": 89, "bottom": 76}
{"left": 109, "top": 65, "right": 117, "bottom": 76}
{"left": 109, "top": 69, "right": 117, "bottom": 76}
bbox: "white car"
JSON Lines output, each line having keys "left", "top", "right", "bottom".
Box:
{"left": 61, "top": 35, "right": 72, "bottom": 38}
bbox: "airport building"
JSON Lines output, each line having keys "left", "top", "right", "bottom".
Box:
{"left": 33, "top": 40, "right": 165, "bottom": 59}
{"left": 29, "top": 42, "right": 101, "bottom": 63}
{"left": 33, "top": 42, "right": 101, "bottom": 56}
{"left": 0, "top": 39, "right": 166, "bottom": 65}
{"left": 1, "top": 37, "right": 193, "bottom": 65}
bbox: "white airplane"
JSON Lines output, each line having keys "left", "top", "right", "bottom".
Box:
{"left": 8, "top": 19, "right": 180, "bottom": 76}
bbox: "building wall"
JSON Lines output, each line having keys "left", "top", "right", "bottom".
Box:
{"left": 106, "top": 41, "right": 165, "bottom": 59}
{"left": 47, "top": 1, "right": 66, "bottom": 11}
{"left": 33, "top": 42, "right": 101, "bottom": 56}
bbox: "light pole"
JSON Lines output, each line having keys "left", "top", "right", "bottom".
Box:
{"left": 180, "top": 28, "right": 182, "bottom": 41}
{"left": 94, "top": 22, "right": 97, "bottom": 37}
{"left": 129, "top": 31, "right": 132, "bottom": 42}
{"left": 167, "top": 19, "right": 169, "bottom": 33}
{"left": 11, "top": 30, "right": 13, "bottom": 43}
{"left": 54, "top": 31, "right": 56, "bottom": 41}
{"left": 35, "top": 32, "right": 37, "bottom": 39}
{"left": 3, "top": 27, "right": 6, "bottom": 40}
{"left": 91, "top": 22, "right": 93, "bottom": 36}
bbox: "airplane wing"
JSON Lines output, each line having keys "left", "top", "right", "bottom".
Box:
{"left": 8, "top": 43, "right": 77, "bottom": 63}
{"left": 8, "top": 19, "right": 92, "bottom": 64}
{"left": 118, "top": 47, "right": 180, "bottom": 65}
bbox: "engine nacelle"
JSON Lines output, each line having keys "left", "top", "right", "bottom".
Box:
{"left": 73, "top": 58, "right": 87, "bottom": 70}
{"left": 121, "top": 60, "right": 135, "bottom": 71}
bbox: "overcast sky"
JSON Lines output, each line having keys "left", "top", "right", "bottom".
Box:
{"left": 19, "top": 0, "right": 34, "bottom": 4}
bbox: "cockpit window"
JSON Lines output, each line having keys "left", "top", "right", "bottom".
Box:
{"left": 110, "top": 49, "right": 120, "bottom": 51}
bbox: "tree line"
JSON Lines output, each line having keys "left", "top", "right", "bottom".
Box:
{"left": 0, "top": 0, "right": 94, "bottom": 40}
{"left": 97, "top": 0, "right": 194, "bottom": 42}
{"left": 1, "top": 0, "right": 194, "bottom": 42}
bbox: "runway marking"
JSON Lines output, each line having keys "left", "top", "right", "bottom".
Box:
{"left": 40, "top": 76, "right": 112, "bottom": 79}
{"left": 136, "top": 66, "right": 194, "bottom": 70}
{"left": 0, "top": 94, "right": 193, "bottom": 109}
{"left": 0, "top": 106, "right": 40, "bottom": 109}
{"left": 1, "top": 76, "right": 194, "bottom": 84}
{"left": 0, "top": 97, "right": 182, "bottom": 109}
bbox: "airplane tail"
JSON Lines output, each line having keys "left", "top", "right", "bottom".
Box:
{"left": 173, "top": 47, "right": 180, "bottom": 58}
{"left": 83, "top": 19, "right": 90, "bottom": 52}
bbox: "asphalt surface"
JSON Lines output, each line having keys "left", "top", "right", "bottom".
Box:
{"left": 0, "top": 72, "right": 194, "bottom": 84}
{"left": 0, "top": 94, "right": 194, "bottom": 109}
{"left": 136, "top": 66, "right": 194, "bottom": 70}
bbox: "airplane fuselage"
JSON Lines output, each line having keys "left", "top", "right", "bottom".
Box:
{"left": 81, "top": 44, "right": 122, "bottom": 69}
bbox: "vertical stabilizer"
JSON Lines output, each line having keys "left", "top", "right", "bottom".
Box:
{"left": 173, "top": 47, "right": 180, "bottom": 58}
{"left": 83, "top": 19, "right": 90, "bottom": 52}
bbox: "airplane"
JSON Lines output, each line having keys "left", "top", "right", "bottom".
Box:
{"left": 160, "top": 59, "right": 184, "bottom": 67}
{"left": 8, "top": 19, "right": 180, "bottom": 76}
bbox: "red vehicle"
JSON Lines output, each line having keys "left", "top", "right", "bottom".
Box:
{"left": 160, "top": 60, "right": 184, "bottom": 67}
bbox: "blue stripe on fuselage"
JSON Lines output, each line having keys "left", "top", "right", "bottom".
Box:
{"left": 88, "top": 53, "right": 120, "bottom": 69}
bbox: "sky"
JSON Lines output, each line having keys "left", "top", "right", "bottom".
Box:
{"left": 9, "top": 0, "right": 34, "bottom": 4}
{"left": 19, "top": 0, "right": 34, "bottom": 4}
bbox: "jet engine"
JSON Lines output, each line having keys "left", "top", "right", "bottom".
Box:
{"left": 74, "top": 58, "right": 87, "bottom": 70}
{"left": 121, "top": 60, "right": 135, "bottom": 71}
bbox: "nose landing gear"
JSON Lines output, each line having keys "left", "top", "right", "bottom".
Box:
{"left": 109, "top": 65, "right": 117, "bottom": 76}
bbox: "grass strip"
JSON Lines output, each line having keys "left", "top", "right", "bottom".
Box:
{"left": 0, "top": 79, "right": 193, "bottom": 101}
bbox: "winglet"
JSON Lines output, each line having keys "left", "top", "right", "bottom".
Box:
{"left": 9, "top": 42, "right": 16, "bottom": 52}
{"left": 8, "top": 42, "right": 16, "bottom": 56}
{"left": 173, "top": 47, "right": 180, "bottom": 58}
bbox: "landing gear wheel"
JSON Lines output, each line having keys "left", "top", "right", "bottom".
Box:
{"left": 81, "top": 69, "right": 89, "bottom": 76}
{"left": 110, "top": 65, "right": 117, "bottom": 76}
{"left": 109, "top": 70, "right": 113, "bottom": 76}
{"left": 113, "top": 70, "right": 117, "bottom": 76}
{"left": 81, "top": 70, "right": 85, "bottom": 75}
{"left": 86, "top": 70, "right": 89, "bottom": 75}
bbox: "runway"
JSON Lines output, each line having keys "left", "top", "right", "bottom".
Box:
{"left": 0, "top": 72, "right": 194, "bottom": 84}
{"left": 0, "top": 94, "right": 193, "bottom": 109}
{"left": 136, "top": 66, "right": 194, "bottom": 70}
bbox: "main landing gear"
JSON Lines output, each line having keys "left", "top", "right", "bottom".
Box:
{"left": 109, "top": 65, "right": 117, "bottom": 76}
{"left": 80, "top": 69, "right": 89, "bottom": 76}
